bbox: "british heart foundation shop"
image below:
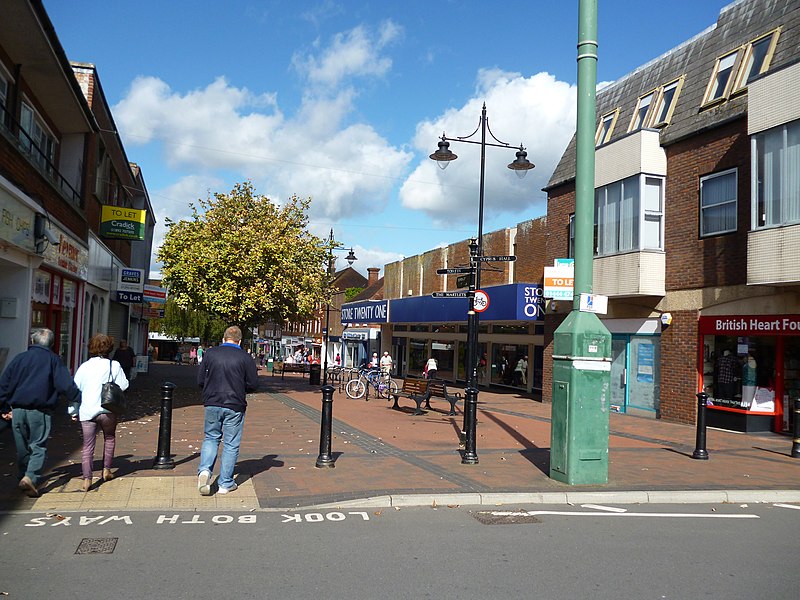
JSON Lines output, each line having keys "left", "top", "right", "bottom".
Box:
{"left": 699, "top": 315, "right": 800, "bottom": 433}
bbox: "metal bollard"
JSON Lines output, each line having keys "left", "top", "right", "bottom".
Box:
{"left": 792, "top": 398, "right": 800, "bottom": 459}
{"left": 461, "top": 386, "right": 479, "bottom": 465}
{"left": 692, "top": 391, "right": 709, "bottom": 460}
{"left": 315, "top": 384, "right": 335, "bottom": 468}
{"left": 153, "top": 382, "right": 176, "bottom": 469}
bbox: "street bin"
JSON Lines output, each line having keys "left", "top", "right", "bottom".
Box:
{"left": 309, "top": 363, "right": 321, "bottom": 385}
{"left": 268, "top": 358, "right": 274, "bottom": 372}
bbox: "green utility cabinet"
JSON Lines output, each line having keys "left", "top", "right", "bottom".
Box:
{"left": 549, "top": 310, "right": 612, "bottom": 485}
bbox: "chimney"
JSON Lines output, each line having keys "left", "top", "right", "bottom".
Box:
{"left": 367, "top": 267, "right": 380, "bottom": 287}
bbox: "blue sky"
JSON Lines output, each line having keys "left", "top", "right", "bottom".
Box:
{"left": 44, "top": 0, "right": 732, "bottom": 277}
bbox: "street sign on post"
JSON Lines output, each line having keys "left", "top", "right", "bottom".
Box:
{"left": 456, "top": 274, "right": 473, "bottom": 289}
{"left": 432, "top": 291, "right": 472, "bottom": 298}
{"left": 436, "top": 267, "right": 474, "bottom": 275}
{"left": 477, "top": 255, "right": 516, "bottom": 262}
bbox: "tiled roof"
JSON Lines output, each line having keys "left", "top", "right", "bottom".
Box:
{"left": 546, "top": 0, "right": 800, "bottom": 191}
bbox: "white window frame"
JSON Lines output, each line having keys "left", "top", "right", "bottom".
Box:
{"left": 594, "top": 174, "right": 664, "bottom": 257}
{"left": 752, "top": 120, "right": 800, "bottom": 229}
{"left": 19, "top": 98, "right": 57, "bottom": 172}
{"left": 700, "top": 168, "right": 738, "bottom": 237}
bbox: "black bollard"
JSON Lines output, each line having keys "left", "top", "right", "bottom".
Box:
{"left": 692, "top": 391, "right": 709, "bottom": 460}
{"left": 792, "top": 398, "right": 800, "bottom": 459}
{"left": 461, "top": 386, "right": 479, "bottom": 465}
{"left": 153, "top": 382, "right": 176, "bottom": 469}
{"left": 316, "top": 384, "right": 335, "bottom": 468}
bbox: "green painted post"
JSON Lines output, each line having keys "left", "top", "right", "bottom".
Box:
{"left": 549, "top": 0, "right": 612, "bottom": 485}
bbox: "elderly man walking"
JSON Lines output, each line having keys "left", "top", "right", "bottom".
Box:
{"left": 196, "top": 326, "right": 259, "bottom": 496}
{"left": 0, "top": 329, "right": 81, "bottom": 497}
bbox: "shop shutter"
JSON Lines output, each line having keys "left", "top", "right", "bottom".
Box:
{"left": 107, "top": 301, "right": 128, "bottom": 346}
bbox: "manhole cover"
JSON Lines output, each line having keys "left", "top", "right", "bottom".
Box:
{"left": 75, "top": 538, "right": 118, "bottom": 555}
{"left": 471, "top": 511, "right": 542, "bottom": 525}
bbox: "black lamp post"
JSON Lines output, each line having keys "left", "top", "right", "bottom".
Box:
{"left": 322, "top": 228, "right": 357, "bottom": 386}
{"left": 430, "top": 102, "right": 534, "bottom": 464}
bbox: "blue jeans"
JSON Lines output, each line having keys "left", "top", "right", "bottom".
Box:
{"left": 198, "top": 406, "right": 245, "bottom": 489}
{"left": 12, "top": 408, "right": 52, "bottom": 486}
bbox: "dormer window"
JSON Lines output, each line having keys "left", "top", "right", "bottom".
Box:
{"left": 595, "top": 110, "right": 618, "bottom": 146}
{"left": 628, "top": 78, "right": 684, "bottom": 133}
{"left": 630, "top": 91, "right": 655, "bottom": 131}
{"left": 702, "top": 28, "right": 780, "bottom": 106}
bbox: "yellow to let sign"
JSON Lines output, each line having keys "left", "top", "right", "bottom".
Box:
{"left": 100, "top": 205, "right": 146, "bottom": 240}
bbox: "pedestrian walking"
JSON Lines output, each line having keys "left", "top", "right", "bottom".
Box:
{"left": 425, "top": 356, "right": 438, "bottom": 380}
{"left": 514, "top": 355, "right": 528, "bottom": 386}
{"left": 71, "top": 334, "right": 129, "bottom": 492}
{"left": 0, "top": 328, "right": 81, "bottom": 497}
{"left": 197, "top": 325, "right": 259, "bottom": 496}
{"left": 197, "top": 345, "right": 204, "bottom": 364}
{"left": 379, "top": 351, "right": 393, "bottom": 375}
{"left": 189, "top": 346, "right": 198, "bottom": 365}
{"left": 113, "top": 339, "right": 137, "bottom": 380}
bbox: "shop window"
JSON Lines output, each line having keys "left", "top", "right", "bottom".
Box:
{"left": 432, "top": 324, "right": 456, "bottom": 333}
{"left": 393, "top": 325, "right": 407, "bottom": 331}
{"left": 700, "top": 168, "right": 737, "bottom": 236}
{"left": 595, "top": 110, "right": 618, "bottom": 146}
{"left": 704, "top": 335, "right": 776, "bottom": 410}
{"left": 784, "top": 338, "right": 800, "bottom": 432}
{"left": 752, "top": 120, "right": 800, "bottom": 228}
{"left": 492, "top": 324, "right": 530, "bottom": 335}
{"left": 410, "top": 324, "right": 429, "bottom": 332}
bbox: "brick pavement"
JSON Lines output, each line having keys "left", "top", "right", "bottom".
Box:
{"left": 0, "top": 362, "right": 798, "bottom": 512}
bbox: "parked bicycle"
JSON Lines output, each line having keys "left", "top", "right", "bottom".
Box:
{"left": 345, "top": 367, "right": 398, "bottom": 400}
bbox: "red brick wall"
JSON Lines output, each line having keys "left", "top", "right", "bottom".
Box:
{"left": 420, "top": 248, "right": 446, "bottom": 294}
{"left": 514, "top": 217, "right": 547, "bottom": 283}
{"left": 659, "top": 309, "right": 700, "bottom": 424}
{"left": 665, "top": 118, "right": 750, "bottom": 290}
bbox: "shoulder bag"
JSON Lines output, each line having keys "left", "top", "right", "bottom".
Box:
{"left": 101, "top": 359, "right": 126, "bottom": 414}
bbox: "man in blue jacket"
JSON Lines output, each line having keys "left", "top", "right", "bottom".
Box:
{"left": 196, "top": 325, "right": 258, "bottom": 496}
{"left": 0, "top": 328, "right": 81, "bottom": 497}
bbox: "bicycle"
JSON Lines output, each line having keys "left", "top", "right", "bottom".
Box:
{"left": 345, "top": 367, "right": 398, "bottom": 400}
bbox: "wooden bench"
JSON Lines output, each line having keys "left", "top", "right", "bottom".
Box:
{"left": 422, "top": 380, "right": 462, "bottom": 416}
{"left": 389, "top": 378, "right": 430, "bottom": 415}
{"left": 272, "top": 361, "right": 310, "bottom": 378}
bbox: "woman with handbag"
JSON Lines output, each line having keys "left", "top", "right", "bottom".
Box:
{"left": 70, "top": 334, "right": 129, "bottom": 492}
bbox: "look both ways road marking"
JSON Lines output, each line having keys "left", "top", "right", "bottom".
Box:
{"left": 23, "top": 511, "right": 373, "bottom": 528}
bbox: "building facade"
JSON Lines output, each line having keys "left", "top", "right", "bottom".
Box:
{"left": 544, "top": 0, "right": 800, "bottom": 432}
{"left": 0, "top": 0, "right": 153, "bottom": 374}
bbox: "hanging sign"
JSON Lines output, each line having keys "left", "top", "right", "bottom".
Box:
{"left": 100, "top": 205, "right": 147, "bottom": 240}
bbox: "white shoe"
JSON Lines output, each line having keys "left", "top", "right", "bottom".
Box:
{"left": 197, "top": 471, "right": 212, "bottom": 496}
{"left": 217, "top": 482, "right": 238, "bottom": 495}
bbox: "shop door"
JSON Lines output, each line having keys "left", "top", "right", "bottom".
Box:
{"left": 611, "top": 337, "right": 628, "bottom": 413}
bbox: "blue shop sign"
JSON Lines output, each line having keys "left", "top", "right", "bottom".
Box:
{"left": 389, "top": 283, "right": 544, "bottom": 323}
{"left": 341, "top": 300, "right": 389, "bottom": 324}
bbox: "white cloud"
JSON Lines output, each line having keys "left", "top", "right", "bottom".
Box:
{"left": 292, "top": 21, "right": 402, "bottom": 87}
{"left": 399, "top": 69, "right": 576, "bottom": 224}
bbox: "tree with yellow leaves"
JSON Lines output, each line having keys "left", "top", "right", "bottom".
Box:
{"left": 158, "top": 181, "right": 333, "bottom": 328}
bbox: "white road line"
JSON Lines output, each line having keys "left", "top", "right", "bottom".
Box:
{"left": 485, "top": 510, "right": 760, "bottom": 519}
{"left": 773, "top": 503, "right": 800, "bottom": 510}
{"left": 581, "top": 504, "right": 628, "bottom": 513}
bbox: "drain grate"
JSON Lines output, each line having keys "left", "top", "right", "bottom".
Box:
{"left": 471, "top": 511, "right": 541, "bottom": 525}
{"left": 75, "top": 537, "right": 118, "bottom": 555}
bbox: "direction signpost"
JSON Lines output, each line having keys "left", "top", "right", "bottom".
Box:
{"left": 436, "top": 267, "right": 475, "bottom": 275}
{"left": 432, "top": 291, "right": 472, "bottom": 298}
{"left": 477, "top": 255, "right": 517, "bottom": 262}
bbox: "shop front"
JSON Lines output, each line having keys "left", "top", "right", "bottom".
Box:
{"left": 699, "top": 315, "right": 800, "bottom": 433}
{"left": 387, "top": 283, "right": 545, "bottom": 394}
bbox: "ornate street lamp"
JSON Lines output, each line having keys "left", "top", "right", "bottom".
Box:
{"left": 322, "top": 228, "right": 357, "bottom": 386}
{"left": 430, "top": 102, "right": 534, "bottom": 464}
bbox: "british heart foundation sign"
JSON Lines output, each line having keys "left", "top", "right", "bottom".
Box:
{"left": 100, "top": 205, "right": 146, "bottom": 240}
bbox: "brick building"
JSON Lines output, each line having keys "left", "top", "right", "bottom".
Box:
{"left": 544, "top": 0, "right": 800, "bottom": 432}
{"left": 0, "top": 0, "right": 154, "bottom": 373}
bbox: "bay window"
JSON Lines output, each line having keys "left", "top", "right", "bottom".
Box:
{"left": 752, "top": 119, "right": 800, "bottom": 228}
{"left": 595, "top": 175, "right": 664, "bottom": 256}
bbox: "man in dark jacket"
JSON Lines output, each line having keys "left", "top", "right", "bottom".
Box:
{"left": 0, "top": 328, "right": 81, "bottom": 497}
{"left": 196, "top": 325, "right": 258, "bottom": 496}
